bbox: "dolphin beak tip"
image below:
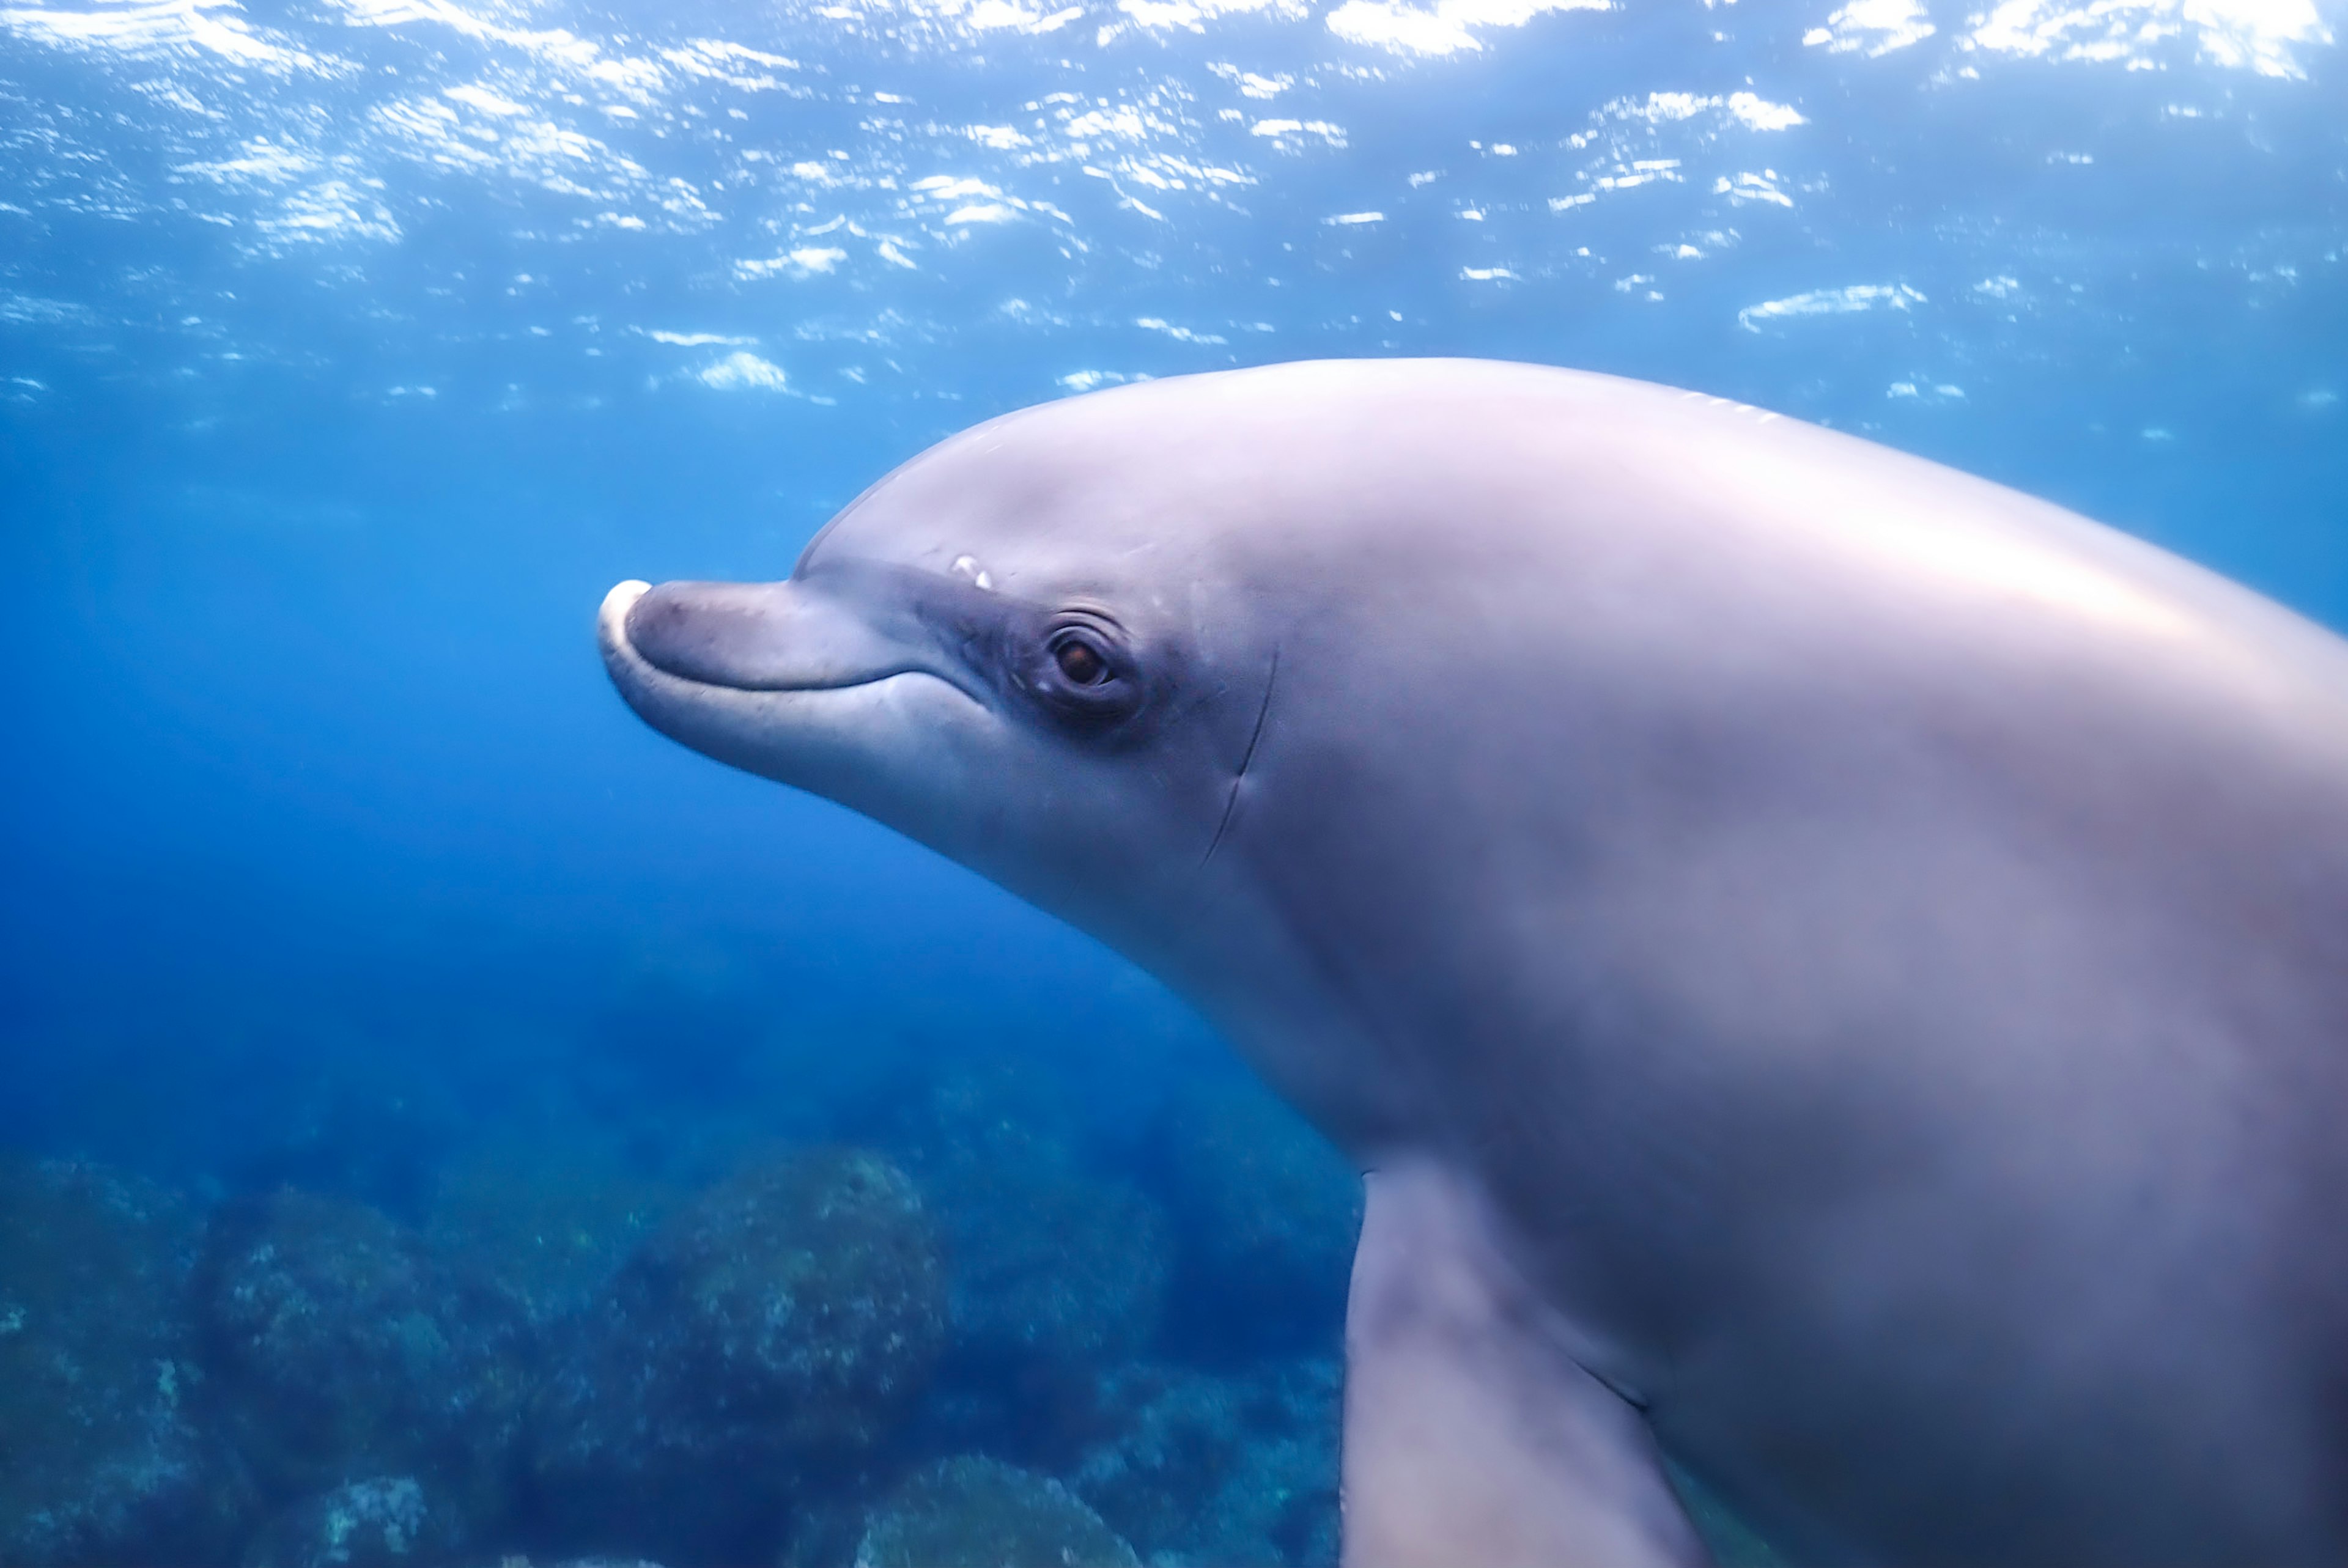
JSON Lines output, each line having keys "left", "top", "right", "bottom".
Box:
{"left": 599, "top": 579, "right": 653, "bottom": 668}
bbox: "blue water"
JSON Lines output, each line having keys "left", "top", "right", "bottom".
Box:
{"left": 1, "top": 0, "right": 2342, "bottom": 1562}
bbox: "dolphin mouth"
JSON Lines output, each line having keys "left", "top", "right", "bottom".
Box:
{"left": 611, "top": 577, "right": 920, "bottom": 694}
{"left": 599, "top": 578, "right": 1001, "bottom": 811}
{"left": 599, "top": 579, "right": 986, "bottom": 712}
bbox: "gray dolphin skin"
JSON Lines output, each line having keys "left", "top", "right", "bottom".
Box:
{"left": 598, "top": 358, "right": 2348, "bottom": 1567}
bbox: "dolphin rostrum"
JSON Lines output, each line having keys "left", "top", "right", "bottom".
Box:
{"left": 599, "top": 358, "right": 2348, "bottom": 1566}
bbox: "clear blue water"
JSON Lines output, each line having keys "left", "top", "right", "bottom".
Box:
{"left": 1, "top": 0, "right": 2342, "bottom": 1562}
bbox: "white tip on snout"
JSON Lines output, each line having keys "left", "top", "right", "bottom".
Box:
{"left": 599, "top": 580, "right": 652, "bottom": 658}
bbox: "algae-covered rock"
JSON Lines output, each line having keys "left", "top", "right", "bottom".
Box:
{"left": 0, "top": 1157, "right": 251, "bottom": 1566}
{"left": 458, "top": 1559, "right": 666, "bottom": 1568}
{"left": 191, "top": 1188, "right": 532, "bottom": 1520}
{"left": 1070, "top": 1358, "right": 1340, "bottom": 1567}
{"left": 427, "top": 1138, "right": 676, "bottom": 1328}
{"left": 938, "top": 1159, "right": 1170, "bottom": 1367}
{"left": 854, "top": 1456, "right": 1139, "bottom": 1568}
{"left": 626, "top": 1144, "right": 948, "bottom": 1454}
{"left": 523, "top": 1147, "right": 947, "bottom": 1563}
{"left": 1154, "top": 1077, "right": 1360, "bottom": 1354}
{"left": 884, "top": 1058, "right": 1088, "bottom": 1175}
{"left": 241, "top": 1476, "right": 456, "bottom": 1568}
{"left": 890, "top": 1061, "right": 1172, "bottom": 1370}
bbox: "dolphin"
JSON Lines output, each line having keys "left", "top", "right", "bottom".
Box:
{"left": 597, "top": 358, "right": 2348, "bottom": 1566}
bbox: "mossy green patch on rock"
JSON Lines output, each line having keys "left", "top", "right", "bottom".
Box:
{"left": 190, "top": 1188, "right": 532, "bottom": 1523}
{"left": 0, "top": 1157, "right": 249, "bottom": 1566}
{"left": 1070, "top": 1359, "right": 1340, "bottom": 1567}
{"left": 242, "top": 1476, "right": 455, "bottom": 1568}
{"left": 427, "top": 1139, "right": 677, "bottom": 1328}
{"left": 632, "top": 1146, "right": 947, "bottom": 1454}
{"left": 523, "top": 1147, "right": 947, "bottom": 1564}
{"left": 887, "top": 1061, "right": 1172, "bottom": 1372}
{"left": 854, "top": 1456, "right": 1139, "bottom": 1568}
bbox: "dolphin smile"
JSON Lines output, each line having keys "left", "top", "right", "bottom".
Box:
{"left": 614, "top": 576, "right": 958, "bottom": 696}
{"left": 597, "top": 576, "right": 1010, "bottom": 839}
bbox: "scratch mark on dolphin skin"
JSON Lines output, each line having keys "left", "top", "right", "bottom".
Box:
{"left": 1203, "top": 644, "right": 1278, "bottom": 868}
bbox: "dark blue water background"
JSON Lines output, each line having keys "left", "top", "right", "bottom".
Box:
{"left": 0, "top": 0, "right": 2342, "bottom": 1560}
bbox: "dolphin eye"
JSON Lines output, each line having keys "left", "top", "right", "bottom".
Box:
{"left": 1032, "top": 618, "right": 1144, "bottom": 729}
{"left": 1054, "top": 635, "right": 1108, "bottom": 685}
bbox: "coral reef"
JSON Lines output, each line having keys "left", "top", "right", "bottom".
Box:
{"left": 852, "top": 1456, "right": 1139, "bottom": 1568}
{"left": 0, "top": 1054, "right": 1392, "bottom": 1568}
{"left": 889, "top": 1061, "right": 1172, "bottom": 1369}
{"left": 935, "top": 1158, "right": 1171, "bottom": 1368}
{"left": 1069, "top": 1359, "right": 1342, "bottom": 1567}
{"left": 874, "top": 1061, "right": 1178, "bottom": 1478}
{"left": 426, "top": 1139, "right": 676, "bottom": 1329}
{"left": 240, "top": 1477, "right": 454, "bottom": 1568}
{"left": 523, "top": 1147, "right": 947, "bottom": 1564}
{"left": 190, "top": 1188, "right": 533, "bottom": 1534}
{"left": 0, "top": 1157, "right": 251, "bottom": 1567}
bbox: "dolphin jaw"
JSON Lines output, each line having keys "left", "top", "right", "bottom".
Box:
{"left": 597, "top": 576, "right": 996, "bottom": 801}
{"left": 600, "top": 576, "right": 983, "bottom": 707}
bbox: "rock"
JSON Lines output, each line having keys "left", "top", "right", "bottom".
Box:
{"left": 1153, "top": 1077, "right": 1360, "bottom": 1356}
{"left": 522, "top": 1147, "right": 947, "bottom": 1564}
{"left": 479, "top": 1559, "right": 666, "bottom": 1568}
{"left": 852, "top": 1456, "right": 1139, "bottom": 1568}
{"left": 889, "top": 1061, "right": 1173, "bottom": 1371}
{"left": 937, "top": 1159, "right": 1170, "bottom": 1368}
{"left": 876, "top": 1062, "right": 1176, "bottom": 1471}
{"left": 241, "top": 1476, "right": 455, "bottom": 1568}
{"left": 621, "top": 1144, "right": 948, "bottom": 1455}
{"left": 1069, "top": 1359, "right": 1340, "bottom": 1567}
{"left": 426, "top": 1139, "right": 676, "bottom": 1329}
{"left": 883, "top": 1058, "right": 1089, "bottom": 1175}
{"left": 0, "top": 1157, "right": 252, "bottom": 1566}
{"left": 190, "top": 1188, "right": 531, "bottom": 1529}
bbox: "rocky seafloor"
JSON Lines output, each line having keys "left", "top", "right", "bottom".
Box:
{"left": 0, "top": 1057, "right": 1361, "bottom": 1568}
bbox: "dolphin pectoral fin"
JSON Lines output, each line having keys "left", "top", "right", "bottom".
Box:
{"left": 1341, "top": 1160, "right": 1710, "bottom": 1568}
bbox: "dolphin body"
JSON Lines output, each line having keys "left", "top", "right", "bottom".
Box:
{"left": 599, "top": 359, "right": 2348, "bottom": 1567}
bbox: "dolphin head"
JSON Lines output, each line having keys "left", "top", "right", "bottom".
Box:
{"left": 599, "top": 359, "right": 1630, "bottom": 1139}
{"left": 599, "top": 375, "right": 1298, "bottom": 1002}
{"left": 600, "top": 358, "right": 1772, "bottom": 1141}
